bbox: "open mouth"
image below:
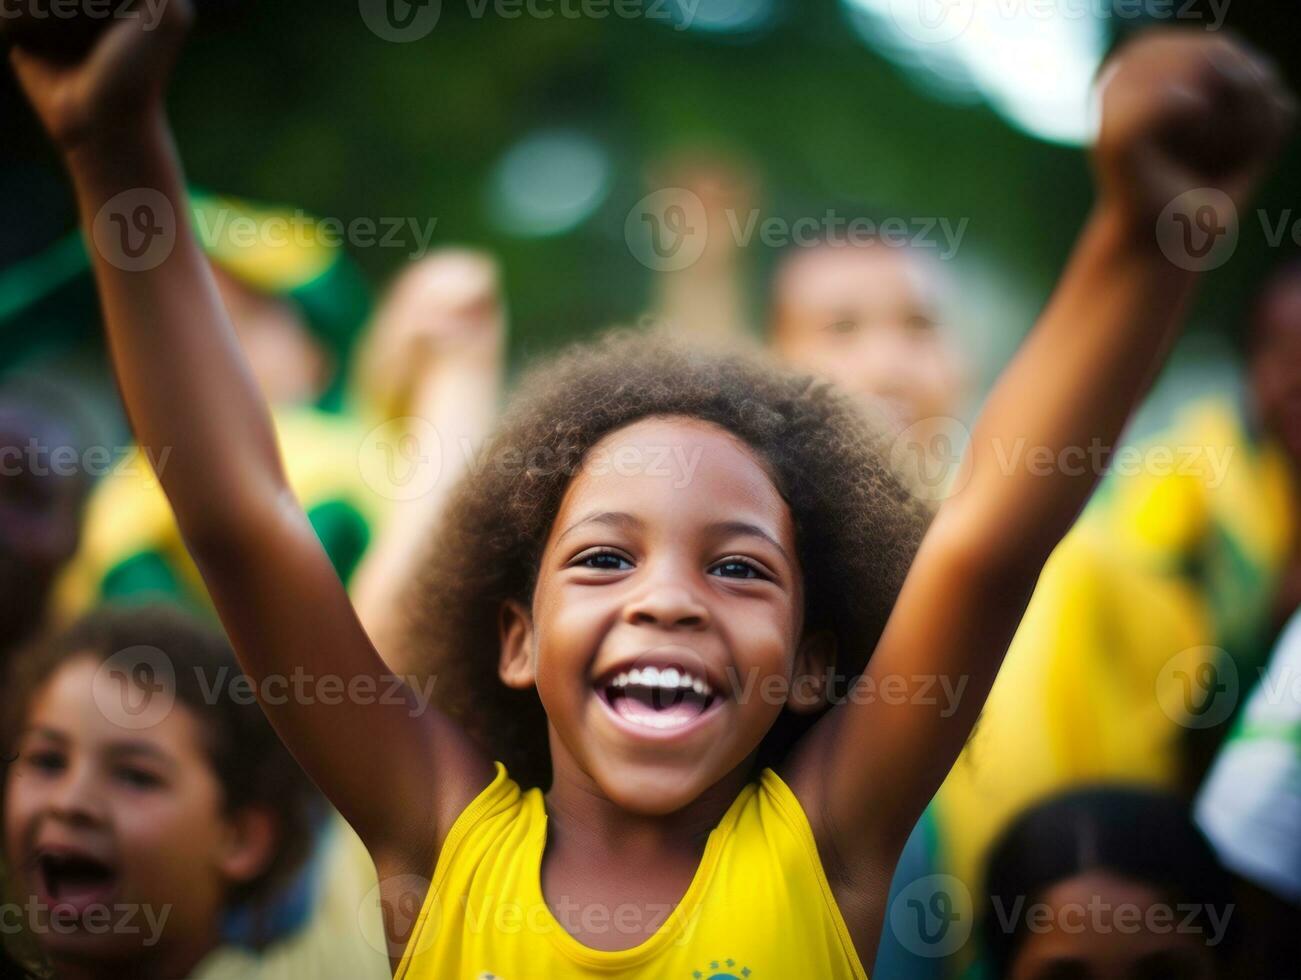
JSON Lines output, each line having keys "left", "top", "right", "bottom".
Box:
{"left": 37, "top": 852, "right": 119, "bottom": 911}
{"left": 598, "top": 665, "right": 720, "bottom": 732}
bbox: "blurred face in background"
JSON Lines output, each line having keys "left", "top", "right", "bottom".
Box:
{"left": 212, "top": 264, "right": 329, "bottom": 408}
{"left": 769, "top": 242, "right": 966, "bottom": 434}
{"left": 1249, "top": 267, "right": 1301, "bottom": 466}
{"left": 0, "top": 401, "right": 86, "bottom": 650}
{"left": 4, "top": 657, "right": 271, "bottom": 977}
{"left": 1007, "top": 871, "right": 1222, "bottom": 980}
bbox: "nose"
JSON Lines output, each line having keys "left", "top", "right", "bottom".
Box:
{"left": 623, "top": 566, "right": 711, "bottom": 631}
{"left": 47, "top": 762, "right": 106, "bottom": 827}
{"left": 855, "top": 323, "right": 916, "bottom": 390}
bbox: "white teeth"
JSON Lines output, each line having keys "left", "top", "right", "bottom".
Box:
{"left": 604, "top": 666, "right": 715, "bottom": 697}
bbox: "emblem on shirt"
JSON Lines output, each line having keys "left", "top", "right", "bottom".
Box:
{"left": 692, "top": 959, "right": 752, "bottom": 978}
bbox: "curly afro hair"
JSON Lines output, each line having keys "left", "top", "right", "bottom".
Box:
{"left": 404, "top": 330, "right": 930, "bottom": 789}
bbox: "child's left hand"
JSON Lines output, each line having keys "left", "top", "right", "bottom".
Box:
{"left": 1093, "top": 31, "right": 1294, "bottom": 228}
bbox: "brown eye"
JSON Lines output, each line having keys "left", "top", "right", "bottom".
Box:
{"left": 117, "top": 766, "right": 164, "bottom": 790}
{"left": 24, "top": 750, "right": 65, "bottom": 774}
{"left": 710, "top": 558, "right": 763, "bottom": 580}
{"left": 899, "top": 311, "right": 938, "bottom": 334}
{"left": 827, "top": 319, "right": 857, "bottom": 335}
{"left": 579, "top": 551, "right": 632, "bottom": 571}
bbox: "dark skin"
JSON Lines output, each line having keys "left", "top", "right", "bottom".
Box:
{"left": 1248, "top": 268, "right": 1301, "bottom": 629}
{"left": 8, "top": 8, "right": 1293, "bottom": 971}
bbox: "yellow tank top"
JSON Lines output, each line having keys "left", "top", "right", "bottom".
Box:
{"left": 395, "top": 764, "right": 869, "bottom": 980}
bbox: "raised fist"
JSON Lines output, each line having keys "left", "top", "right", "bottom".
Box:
{"left": 356, "top": 250, "right": 507, "bottom": 420}
{"left": 6, "top": 0, "right": 193, "bottom": 151}
{"left": 1093, "top": 30, "right": 1293, "bottom": 230}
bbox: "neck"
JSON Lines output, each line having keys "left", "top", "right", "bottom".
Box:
{"left": 543, "top": 751, "right": 756, "bottom": 861}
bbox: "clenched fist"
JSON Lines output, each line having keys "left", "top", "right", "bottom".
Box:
{"left": 6, "top": 0, "right": 193, "bottom": 152}
{"left": 1094, "top": 30, "right": 1294, "bottom": 231}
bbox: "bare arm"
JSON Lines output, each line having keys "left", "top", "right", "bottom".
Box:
{"left": 8, "top": 8, "right": 493, "bottom": 873}
{"left": 351, "top": 251, "right": 505, "bottom": 668}
{"left": 789, "top": 31, "right": 1294, "bottom": 868}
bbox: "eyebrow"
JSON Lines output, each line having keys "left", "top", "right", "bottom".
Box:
{"left": 18, "top": 727, "right": 177, "bottom": 768}
{"left": 556, "top": 510, "right": 644, "bottom": 544}
{"left": 104, "top": 742, "right": 177, "bottom": 769}
{"left": 708, "top": 520, "right": 792, "bottom": 564}
{"left": 557, "top": 512, "right": 791, "bottom": 564}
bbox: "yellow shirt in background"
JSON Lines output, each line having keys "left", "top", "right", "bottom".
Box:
{"left": 396, "top": 763, "right": 869, "bottom": 980}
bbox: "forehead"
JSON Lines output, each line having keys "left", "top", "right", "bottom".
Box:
{"left": 23, "top": 656, "right": 204, "bottom": 763}
{"left": 551, "top": 416, "right": 794, "bottom": 542}
{"left": 774, "top": 245, "right": 939, "bottom": 317}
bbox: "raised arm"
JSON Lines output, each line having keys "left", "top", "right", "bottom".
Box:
{"left": 790, "top": 31, "right": 1294, "bottom": 865}
{"left": 351, "top": 250, "right": 506, "bottom": 669}
{"left": 6, "top": 6, "right": 493, "bottom": 874}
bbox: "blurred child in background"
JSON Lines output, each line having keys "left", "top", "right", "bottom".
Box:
{"left": 54, "top": 192, "right": 377, "bottom": 618}
{"left": 0, "top": 383, "right": 91, "bottom": 664}
{"left": 981, "top": 787, "right": 1238, "bottom": 980}
{"left": 1, "top": 605, "right": 315, "bottom": 979}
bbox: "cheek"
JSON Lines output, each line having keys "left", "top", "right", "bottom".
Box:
{"left": 3, "top": 774, "right": 36, "bottom": 862}
{"left": 726, "top": 599, "right": 800, "bottom": 682}
{"left": 114, "top": 783, "right": 227, "bottom": 872}
{"left": 531, "top": 591, "right": 601, "bottom": 702}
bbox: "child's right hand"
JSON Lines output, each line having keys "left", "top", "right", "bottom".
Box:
{"left": 6, "top": 0, "right": 192, "bottom": 153}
